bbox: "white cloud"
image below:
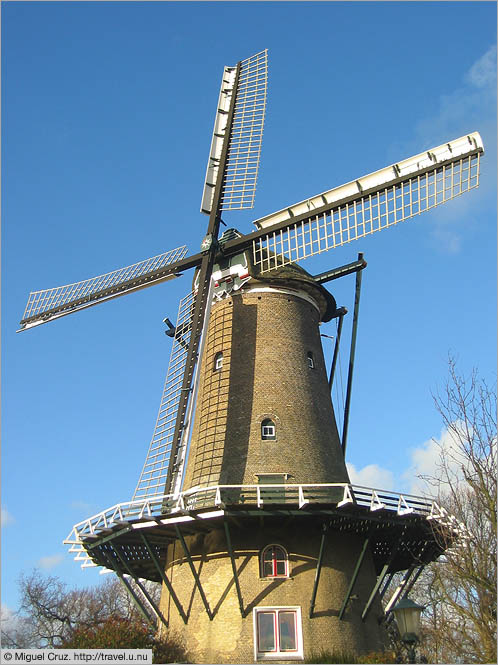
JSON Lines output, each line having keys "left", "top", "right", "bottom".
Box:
{"left": 37, "top": 554, "right": 64, "bottom": 570}
{"left": 1, "top": 604, "right": 34, "bottom": 646}
{"left": 414, "top": 43, "right": 496, "bottom": 150}
{"left": 389, "top": 43, "right": 497, "bottom": 254}
{"left": 347, "top": 422, "right": 472, "bottom": 499}
{"left": 1, "top": 604, "right": 16, "bottom": 626}
{"left": 1, "top": 508, "right": 14, "bottom": 527}
{"left": 1, "top": 604, "right": 22, "bottom": 636}
{"left": 346, "top": 462, "right": 395, "bottom": 490}
{"left": 402, "top": 423, "right": 467, "bottom": 496}
{"left": 465, "top": 44, "right": 497, "bottom": 89}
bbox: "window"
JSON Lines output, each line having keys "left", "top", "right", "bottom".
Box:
{"left": 253, "top": 607, "right": 303, "bottom": 660}
{"left": 261, "top": 419, "right": 276, "bottom": 440}
{"left": 307, "top": 351, "right": 314, "bottom": 369}
{"left": 214, "top": 352, "right": 223, "bottom": 371}
{"left": 260, "top": 545, "right": 288, "bottom": 578}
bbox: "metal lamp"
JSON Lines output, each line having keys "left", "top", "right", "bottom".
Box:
{"left": 393, "top": 597, "right": 425, "bottom": 663}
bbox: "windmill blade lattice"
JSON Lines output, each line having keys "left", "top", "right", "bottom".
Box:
{"left": 18, "top": 245, "right": 188, "bottom": 330}
{"left": 201, "top": 49, "right": 268, "bottom": 214}
{"left": 251, "top": 133, "right": 482, "bottom": 272}
{"left": 221, "top": 49, "right": 268, "bottom": 211}
{"left": 133, "top": 290, "right": 196, "bottom": 501}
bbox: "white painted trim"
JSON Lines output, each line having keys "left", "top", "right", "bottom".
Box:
{"left": 253, "top": 132, "right": 483, "bottom": 231}
{"left": 242, "top": 285, "right": 321, "bottom": 314}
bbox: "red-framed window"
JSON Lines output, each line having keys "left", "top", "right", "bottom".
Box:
{"left": 261, "top": 545, "right": 288, "bottom": 578}
{"left": 254, "top": 607, "right": 302, "bottom": 659}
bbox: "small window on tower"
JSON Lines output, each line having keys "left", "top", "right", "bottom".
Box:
{"left": 260, "top": 544, "right": 289, "bottom": 578}
{"left": 214, "top": 352, "right": 223, "bottom": 371}
{"left": 307, "top": 351, "right": 314, "bottom": 369}
{"left": 261, "top": 419, "right": 276, "bottom": 440}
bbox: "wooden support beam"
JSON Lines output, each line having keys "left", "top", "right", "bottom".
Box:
{"left": 87, "top": 526, "right": 131, "bottom": 549}
{"left": 139, "top": 533, "right": 188, "bottom": 623}
{"left": 379, "top": 571, "right": 395, "bottom": 602}
{"left": 175, "top": 526, "right": 212, "bottom": 620}
{"left": 134, "top": 577, "right": 169, "bottom": 630}
{"left": 101, "top": 550, "right": 155, "bottom": 628}
{"left": 112, "top": 545, "right": 169, "bottom": 629}
{"left": 338, "top": 534, "right": 370, "bottom": 620}
{"left": 402, "top": 563, "right": 425, "bottom": 599}
{"left": 223, "top": 520, "right": 245, "bottom": 618}
{"left": 341, "top": 253, "right": 364, "bottom": 458}
{"left": 385, "top": 541, "right": 429, "bottom": 622}
{"left": 309, "top": 526, "right": 328, "bottom": 618}
{"left": 361, "top": 563, "right": 389, "bottom": 622}
{"left": 362, "top": 530, "right": 405, "bottom": 621}
{"left": 384, "top": 564, "right": 416, "bottom": 618}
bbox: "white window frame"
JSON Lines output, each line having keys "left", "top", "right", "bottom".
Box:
{"left": 262, "top": 424, "right": 275, "bottom": 439}
{"left": 253, "top": 606, "right": 303, "bottom": 660}
{"left": 261, "top": 419, "right": 276, "bottom": 440}
{"left": 307, "top": 351, "right": 314, "bottom": 369}
{"left": 214, "top": 352, "right": 223, "bottom": 371}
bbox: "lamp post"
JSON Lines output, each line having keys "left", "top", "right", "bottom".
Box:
{"left": 392, "top": 597, "right": 425, "bottom": 663}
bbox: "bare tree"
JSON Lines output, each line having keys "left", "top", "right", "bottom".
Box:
{"left": 1, "top": 570, "right": 160, "bottom": 649}
{"left": 413, "top": 358, "right": 497, "bottom": 663}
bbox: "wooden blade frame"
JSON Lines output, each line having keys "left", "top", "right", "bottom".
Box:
{"left": 162, "top": 59, "right": 243, "bottom": 495}
{"left": 18, "top": 245, "right": 194, "bottom": 331}
{"left": 201, "top": 50, "right": 268, "bottom": 215}
{"left": 249, "top": 134, "right": 483, "bottom": 271}
{"left": 213, "top": 134, "right": 483, "bottom": 271}
{"left": 133, "top": 290, "right": 196, "bottom": 501}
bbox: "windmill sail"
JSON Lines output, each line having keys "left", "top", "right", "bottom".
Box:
{"left": 133, "top": 290, "right": 197, "bottom": 501}
{"left": 200, "top": 49, "right": 268, "bottom": 215}
{"left": 18, "top": 245, "right": 189, "bottom": 331}
{"left": 251, "top": 132, "right": 483, "bottom": 272}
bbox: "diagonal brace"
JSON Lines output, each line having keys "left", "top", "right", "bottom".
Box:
{"left": 101, "top": 549, "right": 155, "bottom": 628}
{"left": 309, "top": 525, "right": 328, "bottom": 618}
{"left": 112, "top": 545, "right": 168, "bottom": 629}
{"left": 140, "top": 533, "right": 188, "bottom": 624}
{"left": 223, "top": 520, "right": 245, "bottom": 617}
{"left": 338, "top": 534, "right": 370, "bottom": 620}
{"left": 384, "top": 564, "right": 417, "bottom": 619}
{"left": 341, "top": 252, "right": 364, "bottom": 458}
{"left": 361, "top": 562, "right": 390, "bottom": 622}
{"left": 379, "top": 570, "right": 395, "bottom": 602}
{"left": 385, "top": 563, "right": 426, "bottom": 625}
{"left": 361, "top": 530, "right": 405, "bottom": 621}
{"left": 175, "top": 526, "right": 212, "bottom": 620}
{"left": 385, "top": 540, "right": 429, "bottom": 622}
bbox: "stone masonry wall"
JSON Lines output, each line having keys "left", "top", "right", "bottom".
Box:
{"left": 182, "top": 283, "right": 349, "bottom": 490}
{"left": 158, "top": 520, "right": 387, "bottom": 663}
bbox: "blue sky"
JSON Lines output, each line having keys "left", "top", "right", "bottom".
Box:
{"left": 2, "top": 2, "right": 496, "bottom": 614}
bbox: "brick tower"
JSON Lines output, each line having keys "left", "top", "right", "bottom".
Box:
{"left": 157, "top": 258, "right": 388, "bottom": 662}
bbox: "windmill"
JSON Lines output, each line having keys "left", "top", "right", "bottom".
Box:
{"left": 19, "top": 50, "right": 483, "bottom": 662}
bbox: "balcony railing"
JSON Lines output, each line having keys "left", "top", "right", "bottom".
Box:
{"left": 64, "top": 483, "right": 468, "bottom": 570}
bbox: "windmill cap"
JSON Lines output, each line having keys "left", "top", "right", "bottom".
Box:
{"left": 246, "top": 252, "right": 338, "bottom": 322}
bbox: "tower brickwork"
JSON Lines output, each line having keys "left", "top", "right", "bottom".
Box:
{"left": 159, "top": 271, "right": 387, "bottom": 663}
{"left": 159, "top": 522, "right": 386, "bottom": 663}
{"left": 182, "top": 281, "right": 349, "bottom": 491}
